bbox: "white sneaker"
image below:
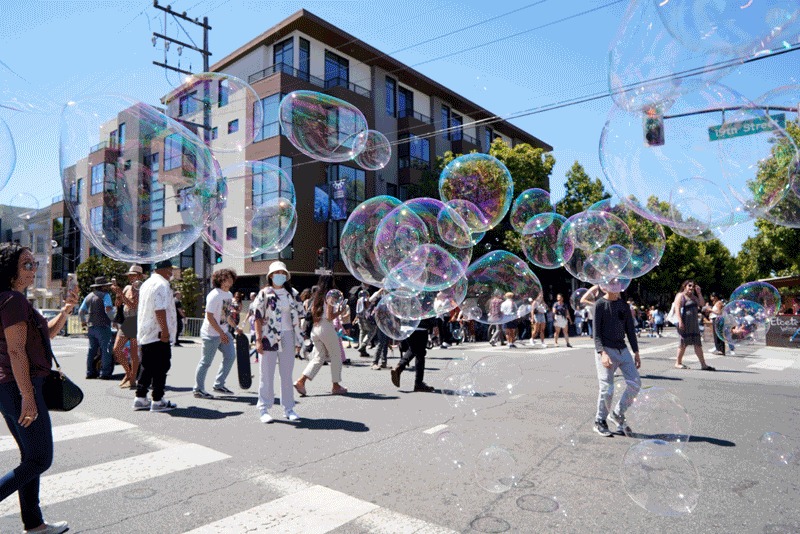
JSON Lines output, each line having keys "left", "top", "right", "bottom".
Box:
{"left": 260, "top": 412, "right": 274, "bottom": 424}
{"left": 25, "top": 520, "right": 69, "bottom": 534}
{"left": 132, "top": 397, "right": 151, "bottom": 411}
{"left": 150, "top": 399, "right": 177, "bottom": 412}
{"left": 285, "top": 409, "right": 300, "bottom": 422}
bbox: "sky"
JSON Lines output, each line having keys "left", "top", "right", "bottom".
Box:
{"left": 1, "top": 0, "right": 798, "bottom": 255}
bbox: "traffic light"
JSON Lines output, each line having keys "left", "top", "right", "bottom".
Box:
{"left": 317, "top": 247, "right": 328, "bottom": 269}
{"left": 215, "top": 253, "right": 223, "bottom": 264}
{"left": 643, "top": 110, "right": 665, "bottom": 147}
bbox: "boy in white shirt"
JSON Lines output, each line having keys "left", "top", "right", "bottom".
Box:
{"left": 194, "top": 269, "right": 239, "bottom": 398}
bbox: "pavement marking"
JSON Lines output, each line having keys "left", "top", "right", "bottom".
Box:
{"left": 0, "top": 418, "right": 136, "bottom": 452}
{"left": 182, "top": 484, "right": 378, "bottom": 533}
{"left": 423, "top": 424, "right": 448, "bottom": 434}
{"left": 639, "top": 342, "right": 679, "bottom": 355}
{"left": 0, "top": 443, "right": 230, "bottom": 516}
{"left": 747, "top": 359, "right": 794, "bottom": 371}
{"left": 349, "top": 507, "right": 459, "bottom": 534}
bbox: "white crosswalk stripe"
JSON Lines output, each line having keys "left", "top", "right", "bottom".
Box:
{"left": 0, "top": 417, "right": 136, "bottom": 452}
{"left": 747, "top": 358, "right": 795, "bottom": 371}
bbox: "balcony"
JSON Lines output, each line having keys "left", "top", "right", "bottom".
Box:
{"left": 248, "top": 64, "right": 372, "bottom": 100}
{"left": 451, "top": 132, "right": 481, "bottom": 155}
{"left": 397, "top": 109, "right": 434, "bottom": 136}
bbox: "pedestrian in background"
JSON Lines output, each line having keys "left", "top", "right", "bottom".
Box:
{"left": 531, "top": 295, "right": 547, "bottom": 347}
{"left": 673, "top": 280, "right": 716, "bottom": 371}
{"left": 174, "top": 291, "right": 186, "bottom": 347}
{"left": 390, "top": 317, "right": 436, "bottom": 392}
{"left": 552, "top": 293, "right": 573, "bottom": 348}
{"left": 78, "top": 276, "right": 114, "bottom": 379}
{"left": 110, "top": 264, "right": 143, "bottom": 388}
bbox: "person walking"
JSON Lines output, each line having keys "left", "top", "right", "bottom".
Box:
{"left": 294, "top": 275, "right": 349, "bottom": 396}
{"left": 500, "top": 292, "right": 518, "bottom": 348}
{"left": 390, "top": 318, "right": 436, "bottom": 392}
{"left": 552, "top": 294, "right": 573, "bottom": 348}
{"left": 133, "top": 260, "right": 179, "bottom": 412}
{"left": 174, "top": 291, "right": 186, "bottom": 347}
{"left": 651, "top": 305, "right": 665, "bottom": 337}
{"left": 355, "top": 289, "right": 376, "bottom": 357}
{"left": 673, "top": 280, "right": 716, "bottom": 371}
{"left": 78, "top": 276, "right": 114, "bottom": 379}
{"left": 193, "top": 269, "right": 239, "bottom": 398}
{"left": 0, "top": 243, "right": 76, "bottom": 534}
{"left": 708, "top": 293, "right": 728, "bottom": 355}
{"left": 253, "top": 262, "right": 302, "bottom": 423}
{"left": 592, "top": 285, "right": 641, "bottom": 437}
{"left": 531, "top": 295, "right": 547, "bottom": 346}
{"left": 110, "top": 264, "right": 143, "bottom": 388}
{"left": 370, "top": 288, "right": 391, "bottom": 369}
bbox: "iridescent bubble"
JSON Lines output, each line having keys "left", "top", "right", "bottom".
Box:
{"left": 437, "top": 202, "right": 473, "bottom": 249}
{"left": 8, "top": 192, "right": 39, "bottom": 220}
{"left": 520, "top": 213, "right": 571, "bottom": 269}
{"left": 622, "top": 439, "right": 701, "bottom": 517}
{"left": 373, "top": 296, "right": 419, "bottom": 340}
{"left": 0, "top": 116, "right": 15, "bottom": 192}
{"left": 374, "top": 203, "right": 430, "bottom": 280}
{"left": 720, "top": 299, "right": 769, "bottom": 346}
{"left": 385, "top": 243, "right": 466, "bottom": 293}
{"left": 444, "top": 199, "right": 491, "bottom": 235}
{"left": 462, "top": 251, "right": 542, "bottom": 324}
{"left": 599, "top": 276, "right": 632, "bottom": 293}
{"left": 60, "top": 94, "right": 220, "bottom": 263}
{"left": 474, "top": 446, "right": 519, "bottom": 494}
{"left": 730, "top": 282, "right": 782, "bottom": 318}
{"left": 559, "top": 211, "right": 632, "bottom": 284}
{"left": 326, "top": 289, "right": 344, "bottom": 308}
{"left": 384, "top": 279, "right": 467, "bottom": 321}
{"left": 471, "top": 355, "right": 522, "bottom": 397}
{"left": 562, "top": 211, "right": 610, "bottom": 252}
{"left": 340, "top": 195, "right": 402, "bottom": 287}
{"left": 442, "top": 373, "right": 478, "bottom": 413}
{"left": 354, "top": 129, "right": 391, "bottom": 170}
{"left": 758, "top": 432, "right": 796, "bottom": 467}
{"left": 439, "top": 153, "right": 514, "bottom": 231}
{"left": 279, "top": 90, "right": 368, "bottom": 163}
{"left": 625, "top": 387, "right": 691, "bottom": 444}
{"left": 570, "top": 288, "right": 588, "bottom": 311}
{"left": 509, "top": 188, "right": 553, "bottom": 234}
{"left": 166, "top": 72, "right": 262, "bottom": 153}
{"left": 202, "top": 161, "right": 295, "bottom": 259}
{"left": 669, "top": 177, "right": 736, "bottom": 238}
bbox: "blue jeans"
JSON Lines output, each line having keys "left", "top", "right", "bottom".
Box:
{"left": 87, "top": 325, "right": 113, "bottom": 378}
{"left": 0, "top": 377, "right": 53, "bottom": 530}
{"left": 595, "top": 347, "right": 641, "bottom": 422}
{"left": 195, "top": 335, "right": 236, "bottom": 392}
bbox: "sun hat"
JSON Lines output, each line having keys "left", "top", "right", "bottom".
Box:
{"left": 267, "top": 261, "right": 290, "bottom": 280}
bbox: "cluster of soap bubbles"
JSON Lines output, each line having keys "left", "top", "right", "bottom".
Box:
{"left": 714, "top": 281, "right": 780, "bottom": 348}
{"left": 602, "top": 0, "right": 800, "bottom": 241}
{"left": 342, "top": 153, "right": 541, "bottom": 340}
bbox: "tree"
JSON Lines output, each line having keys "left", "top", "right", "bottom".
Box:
{"left": 74, "top": 255, "right": 128, "bottom": 299}
{"left": 173, "top": 267, "right": 202, "bottom": 317}
{"left": 554, "top": 161, "right": 611, "bottom": 218}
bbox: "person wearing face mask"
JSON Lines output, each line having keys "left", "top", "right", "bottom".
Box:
{"left": 253, "top": 262, "right": 303, "bottom": 423}
{"left": 110, "top": 264, "right": 143, "bottom": 389}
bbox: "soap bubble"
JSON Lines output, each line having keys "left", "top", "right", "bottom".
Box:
{"left": 0, "top": 116, "right": 15, "bottom": 192}
{"left": 758, "top": 432, "right": 796, "bottom": 466}
{"left": 435, "top": 430, "right": 466, "bottom": 473}
{"left": 340, "top": 195, "right": 402, "bottom": 287}
{"left": 373, "top": 296, "right": 419, "bottom": 340}
{"left": 439, "top": 153, "right": 514, "bottom": 231}
{"left": 720, "top": 299, "right": 769, "bottom": 346}
{"left": 166, "top": 72, "right": 262, "bottom": 153}
{"left": 570, "top": 288, "right": 588, "bottom": 311}
{"left": 559, "top": 211, "right": 633, "bottom": 284}
{"left": 599, "top": 276, "right": 632, "bottom": 293}
{"left": 471, "top": 355, "right": 522, "bottom": 397}
{"left": 461, "top": 251, "right": 542, "bottom": 324}
{"left": 436, "top": 202, "right": 473, "bottom": 249}
{"left": 520, "top": 213, "right": 571, "bottom": 269}
{"left": 730, "top": 282, "right": 781, "bottom": 318}
{"left": 383, "top": 279, "right": 467, "bottom": 321}
{"left": 384, "top": 243, "right": 466, "bottom": 293}
{"left": 509, "top": 188, "right": 553, "bottom": 234}
{"left": 326, "top": 289, "right": 344, "bottom": 308}
{"left": 474, "top": 446, "right": 519, "bottom": 493}
{"left": 625, "top": 387, "right": 691, "bottom": 444}
{"left": 668, "top": 177, "right": 736, "bottom": 238}
{"left": 442, "top": 373, "right": 478, "bottom": 413}
{"left": 8, "top": 192, "right": 39, "bottom": 220}
{"left": 60, "top": 94, "right": 220, "bottom": 263}
{"left": 621, "top": 439, "right": 701, "bottom": 517}
{"left": 279, "top": 90, "right": 368, "bottom": 163}
{"left": 202, "top": 161, "right": 295, "bottom": 258}
{"left": 354, "top": 129, "right": 391, "bottom": 170}
{"left": 444, "top": 199, "right": 491, "bottom": 235}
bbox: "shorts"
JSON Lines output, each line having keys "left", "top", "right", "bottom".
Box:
{"left": 554, "top": 316, "right": 568, "bottom": 329}
{"left": 503, "top": 319, "right": 518, "bottom": 330}
{"left": 534, "top": 314, "right": 545, "bottom": 324}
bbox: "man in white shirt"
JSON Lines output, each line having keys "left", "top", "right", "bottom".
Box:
{"left": 134, "top": 260, "right": 179, "bottom": 412}
{"left": 194, "top": 268, "right": 239, "bottom": 398}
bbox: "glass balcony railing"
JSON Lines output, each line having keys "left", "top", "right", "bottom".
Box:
{"left": 398, "top": 109, "right": 433, "bottom": 124}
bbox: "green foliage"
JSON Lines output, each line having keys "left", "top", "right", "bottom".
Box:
{"left": 554, "top": 161, "right": 610, "bottom": 218}
{"left": 74, "top": 255, "right": 128, "bottom": 299}
{"left": 172, "top": 267, "right": 201, "bottom": 317}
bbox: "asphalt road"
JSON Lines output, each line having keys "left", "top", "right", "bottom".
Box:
{"left": 0, "top": 330, "right": 798, "bottom": 533}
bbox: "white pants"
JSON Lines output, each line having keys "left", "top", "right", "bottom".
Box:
{"left": 303, "top": 320, "right": 342, "bottom": 384}
{"left": 257, "top": 331, "right": 296, "bottom": 414}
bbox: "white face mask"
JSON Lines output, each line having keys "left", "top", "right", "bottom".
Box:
{"left": 272, "top": 274, "right": 287, "bottom": 287}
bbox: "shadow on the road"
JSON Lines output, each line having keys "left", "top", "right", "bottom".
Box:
{"left": 628, "top": 432, "right": 735, "bottom": 447}
{"left": 687, "top": 435, "right": 736, "bottom": 447}
{"left": 164, "top": 385, "right": 194, "bottom": 392}
{"left": 438, "top": 389, "right": 496, "bottom": 398}
{"left": 640, "top": 374, "right": 683, "bottom": 381}
{"left": 292, "top": 417, "right": 369, "bottom": 432}
{"left": 164, "top": 407, "right": 245, "bottom": 419}
{"left": 209, "top": 395, "right": 258, "bottom": 405}
{"left": 340, "top": 391, "right": 400, "bottom": 400}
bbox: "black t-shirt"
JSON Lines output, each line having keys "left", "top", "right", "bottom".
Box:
{"left": 0, "top": 291, "right": 52, "bottom": 384}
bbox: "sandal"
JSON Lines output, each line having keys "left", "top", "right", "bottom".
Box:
{"left": 674, "top": 364, "right": 689, "bottom": 369}
{"left": 701, "top": 366, "right": 716, "bottom": 371}
{"left": 294, "top": 382, "right": 307, "bottom": 397}
{"left": 331, "top": 386, "right": 348, "bottom": 395}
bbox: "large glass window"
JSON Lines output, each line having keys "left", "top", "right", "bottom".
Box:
{"left": 441, "top": 105, "right": 451, "bottom": 140}
{"left": 252, "top": 156, "right": 293, "bottom": 261}
{"left": 299, "top": 38, "right": 310, "bottom": 81}
{"left": 385, "top": 77, "right": 396, "bottom": 116}
{"left": 118, "top": 123, "right": 126, "bottom": 150}
{"left": 484, "top": 127, "right": 494, "bottom": 152}
{"left": 398, "top": 86, "right": 413, "bottom": 118}
{"left": 164, "top": 134, "right": 182, "bottom": 171}
{"left": 147, "top": 153, "right": 164, "bottom": 240}
{"left": 218, "top": 79, "right": 229, "bottom": 107}
{"left": 90, "top": 163, "right": 104, "bottom": 194}
{"left": 326, "top": 165, "right": 365, "bottom": 262}
{"left": 451, "top": 112, "right": 463, "bottom": 141}
{"left": 178, "top": 91, "right": 198, "bottom": 116}
{"left": 253, "top": 93, "right": 283, "bottom": 142}
{"left": 398, "top": 133, "right": 430, "bottom": 170}
{"left": 90, "top": 206, "right": 102, "bottom": 235}
{"left": 324, "top": 51, "right": 349, "bottom": 89}
{"left": 273, "top": 37, "right": 293, "bottom": 74}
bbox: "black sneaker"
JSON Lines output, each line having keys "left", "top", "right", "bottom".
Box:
{"left": 607, "top": 411, "right": 631, "bottom": 435}
{"left": 593, "top": 419, "right": 613, "bottom": 437}
{"left": 212, "top": 385, "right": 235, "bottom": 395}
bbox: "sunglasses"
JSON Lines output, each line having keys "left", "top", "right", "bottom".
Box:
{"left": 22, "top": 261, "right": 40, "bottom": 271}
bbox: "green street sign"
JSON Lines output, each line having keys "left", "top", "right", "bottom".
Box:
{"left": 708, "top": 113, "right": 786, "bottom": 141}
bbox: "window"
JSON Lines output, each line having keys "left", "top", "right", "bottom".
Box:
{"left": 90, "top": 163, "right": 104, "bottom": 194}
{"left": 144, "top": 153, "right": 163, "bottom": 245}
{"left": 386, "top": 183, "right": 397, "bottom": 198}
{"left": 36, "top": 235, "right": 45, "bottom": 254}
{"left": 484, "top": 127, "right": 494, "bottom": 152}
{"left": 226, "top": 227, "right": 237, "bottom": 240}
{"left": 253, "top": 93, "right": 283, "bottom": 141}
{"left": 385, "top": 77, "right": 396, "bottom": 116}
{"left": 211, "top": 127, "right": 218, "bottom": 140}
{"left": 324, "top": 51, "right": 349, "bottom": 89}
{"left": 398, "top": 86, "right": 413, "bottom": 118}
{"left": 179, "top": 91, "right": 198, "bottom": 116}
{"left": 451, "top": 112, "right": 463, "bottom": 141}
{"left": 164, "top": 134, "right": 182, "bottom": 171}
{"left": 399, "top": 185, "right": 408, "bottom": 201}
{"left": 273, "top": 38, "right": 294, "bottom": 74}
{"left": 118, "top": 122, "right": 126, "bottom": 149}
{"left": 228, "top": 119, "right": 239, "bottom": 134}
{"left": 90, "top": 206, "right": 102, "bottom": 235}
{"left": 218, "top": 79, "right": 229, "bottom": 107}
{"left": 109, "top": 129, "right": 117, "bottom": 149}
{"left": 299, "top": 38, "right": 310, "bottom": 81}
{"left": 70, "top": 178, "right": 84, "bottom": 204}
{"left": 398, "top": 133, "right": 430, "bottom": 170}
{"left": 51, "top": 252, "right": 63, "bottom": 280}
{"left": 441, "top": 105, "right": 451, "bottom": 140}
{"left": 324, "top": 165, "right": 366, "bottom": 261}
{"left": 252, "top": 156, "right": 294, "bottom": 261}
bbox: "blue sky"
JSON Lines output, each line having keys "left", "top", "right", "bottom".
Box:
{"left": 1, "top": 0, "right": 798, "bottom": 255}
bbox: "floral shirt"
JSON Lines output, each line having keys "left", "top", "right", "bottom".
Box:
{"left": 253, "top": 286, "right": 302, "bottom": 351}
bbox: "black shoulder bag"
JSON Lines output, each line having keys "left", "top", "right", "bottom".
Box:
{"left": 34, "top": 310, "right": 83, "bottom": 411}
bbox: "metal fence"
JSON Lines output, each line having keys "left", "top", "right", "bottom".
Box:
{"left": 65, "top": 316, "right": 207, "bottom": 338}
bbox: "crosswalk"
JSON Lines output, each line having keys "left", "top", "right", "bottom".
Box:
{"left": 0, "top": 416, "right": 456, "bottom": 533}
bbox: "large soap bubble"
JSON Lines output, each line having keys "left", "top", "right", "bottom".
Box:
{"left": 509, "top": 188, "right": 553, "bottom": 234}
{"left": 520, "top": 213, "right": 571, "bottom": 269}
{"left": 166, "top": 72, "right": 262, "bottom": 153}
{"left": 720, "top": 299, "right": 769, "bottom": 346}
{"left": 373, "top": 296, "right": 419, "bottom": 340}
{"left": 624, "top": 387, "right": 691, "bottom": 444}
{"left": 439, "top": 153, "right": 514, "bottom": 232}
{"left": 758, "top": 432, "right": 796, "bottom": 467}
{"left": 570, "top": 288, "right": 588, "bottom": 311}
{"left": 558, "top": 210, "right": 633, "bottom": 284}
{"left": 461, "top": 251, "right": 542, "bottom": 324}
{"left": 8, "top": 192, "right": 39, "bottom": 220}
{"left": 354, "top": 129, "right": 391, "bottom": 170}
{"left": 60, "top": 94, "right": 220, "bottom": 263}
{"left": 384, "top": 278, "right": 467, "bottom": 321}
{"left": 473, "top": 446, "right": 519, "bottom": 494}
{"left": 0, "top": 116, "right": 15, "bottom": 192}
{"left": 202, "top": 161, "right": 295, "bottom": 258}
{"left": 279, "top": 90, "right": 368, "bottom": 163}
{"left": 622, "top": 439, "right": 701, "bottom": 517}
{"left": 384, "top": 243, "right": 466, "bottom": 293}
{"left": 340, "top": 195, "right": 402, "bottom": 287}
{"left": 730, "top": 282, "right": 781, "bottom": 318}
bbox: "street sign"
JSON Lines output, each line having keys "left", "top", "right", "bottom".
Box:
{"left": 314, "top": 268, "right": 332, "bottom": 275}
{"left": 708, "top": 113, "right": 786, "bottom": 142}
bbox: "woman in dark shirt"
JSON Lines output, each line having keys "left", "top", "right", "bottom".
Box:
{"left": 0, "top": 243, "right": 77, "bottom": 534}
